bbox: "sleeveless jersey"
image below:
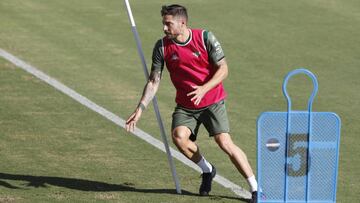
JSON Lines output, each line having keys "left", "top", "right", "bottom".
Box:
{"left": 162, "top": 29, "right": 227, "bottom": 109}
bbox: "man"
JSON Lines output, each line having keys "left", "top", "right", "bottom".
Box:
{"left": 126, "top": 4, "right": 259, "bottom": 202}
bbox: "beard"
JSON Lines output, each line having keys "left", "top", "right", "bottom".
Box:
{"left": 164, "top": 31, "right": 178, "bottom": 39}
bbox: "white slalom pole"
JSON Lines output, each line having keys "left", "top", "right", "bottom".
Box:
{"left": 124, "top": 0, "right": 182, "bottom": 194}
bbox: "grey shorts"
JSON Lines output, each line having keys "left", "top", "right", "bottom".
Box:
{"left": 171, "top": 100, "right": 230, "bottom": 141}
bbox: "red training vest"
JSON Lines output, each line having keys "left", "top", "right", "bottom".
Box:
{"left": 163, "top": 29, "right": 227, "bottom": 109}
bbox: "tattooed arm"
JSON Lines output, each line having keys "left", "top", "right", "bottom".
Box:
{"left": 125, "top": 70, "right": 162, "bottom": 132}
{"left": 126, "top": 39, "right": 163, "bottom": 132}
{"left": 138, "top": 70, "right": 162, "bottom": 108}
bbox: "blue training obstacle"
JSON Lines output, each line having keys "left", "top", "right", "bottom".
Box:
{"left": 257, "top": 69, "right": 341, "bottom": 202}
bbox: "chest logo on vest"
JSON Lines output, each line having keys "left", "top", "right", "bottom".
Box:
{"left": 171, "top": 53, "right": 179, "bottom": 61}
{"left": 192, "top": 51, "right": 201, "bottom": 58}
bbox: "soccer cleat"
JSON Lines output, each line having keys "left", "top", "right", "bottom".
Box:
{"left": 250, "top": 191, "right": 266, "bottom": 203}
{"left": 199, "top": 164, "right": 216, "bottom": 196}
{"left": 250, "top": 191, "right": 257, "bottom": 203}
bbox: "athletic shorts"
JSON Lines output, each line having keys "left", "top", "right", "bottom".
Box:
{"left": 171, "top": 100, "right": 230, "bottom": 141}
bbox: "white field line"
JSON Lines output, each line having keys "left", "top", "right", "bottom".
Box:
{"left": 0, "top": 48, "right": 250, "bottom": 198}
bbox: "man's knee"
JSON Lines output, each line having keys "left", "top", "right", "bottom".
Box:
{"left": 172, "top": 126, "right": 191, "bottom": 147}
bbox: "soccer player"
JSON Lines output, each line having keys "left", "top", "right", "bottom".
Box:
{"left": 126, "top": 4, "right": 259, "bottom": 202}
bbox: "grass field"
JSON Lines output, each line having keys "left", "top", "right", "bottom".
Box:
{"left": 0, "top": 0, "right": 359, "bottom": 202}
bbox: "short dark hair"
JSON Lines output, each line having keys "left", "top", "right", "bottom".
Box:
{"left": 161, "top": 4, "right": 188, "bottom": 21}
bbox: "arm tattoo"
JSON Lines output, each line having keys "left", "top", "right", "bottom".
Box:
{"left": 138, "top": 102, "right": 146, "bottom": 111}
{"left": 139, "top": 70, "right": 161, "bottom": 108}
{"left": 149, "top": 70, "right": 162, "bottom": 83}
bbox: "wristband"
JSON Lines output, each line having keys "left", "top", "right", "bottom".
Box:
{"left": 138, "top": 103, "right": 146, "bottom": 111}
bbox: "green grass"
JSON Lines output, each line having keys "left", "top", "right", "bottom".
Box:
{"left": 0, "top": 0, "right": 359, "bottom": 202}
{"left": 0, "top": 58, "right": 239, "bottom": 202}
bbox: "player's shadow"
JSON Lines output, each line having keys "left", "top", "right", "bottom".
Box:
{"left": 0, "top": 172, "right": 249, "bottom": 202}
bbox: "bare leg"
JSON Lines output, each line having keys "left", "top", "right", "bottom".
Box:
{"left": 172, "top": 126, "right": 202, "bottom": 163}
{"left": 172, "top": 126, "right": 216, "bottom": 195}
{"left": 214, "top": 133, "right": 254, "bottom": 178}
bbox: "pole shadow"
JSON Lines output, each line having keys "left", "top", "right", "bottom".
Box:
{"left": 0, "top": 172, "right": 249, "bottom": 202}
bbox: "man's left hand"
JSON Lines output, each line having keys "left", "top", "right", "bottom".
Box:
{"left": 187, "top": 85, "right": 208, "bottom": 106}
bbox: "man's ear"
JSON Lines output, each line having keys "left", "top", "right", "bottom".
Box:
{"left": 179, "top": 17, "right": 187, "bottom": 25}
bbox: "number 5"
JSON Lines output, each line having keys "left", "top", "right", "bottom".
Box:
{"left": 287, "top": 133, "right": 310, "bottom": 177}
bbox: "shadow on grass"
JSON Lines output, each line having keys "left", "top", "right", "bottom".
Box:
{"left": 0, "top": 172, "right": 249, "bottom": 202}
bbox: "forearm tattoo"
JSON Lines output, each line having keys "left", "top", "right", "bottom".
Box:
{"left": 149, "top": 70, "right": 162, "bottom": 83}
{"left": 140, "top": 70, "right": 161, "bottom": 108}
{"left": 137, "top": 102, "right": 146, "bottom": 111}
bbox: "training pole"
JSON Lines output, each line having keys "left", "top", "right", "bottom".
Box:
{"left": 124, "top": 0, "right": 181, "bottom": 194}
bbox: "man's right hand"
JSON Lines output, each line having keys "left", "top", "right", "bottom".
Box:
{"left": 125, "top": 108, "right": 143, "bottom": 132}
